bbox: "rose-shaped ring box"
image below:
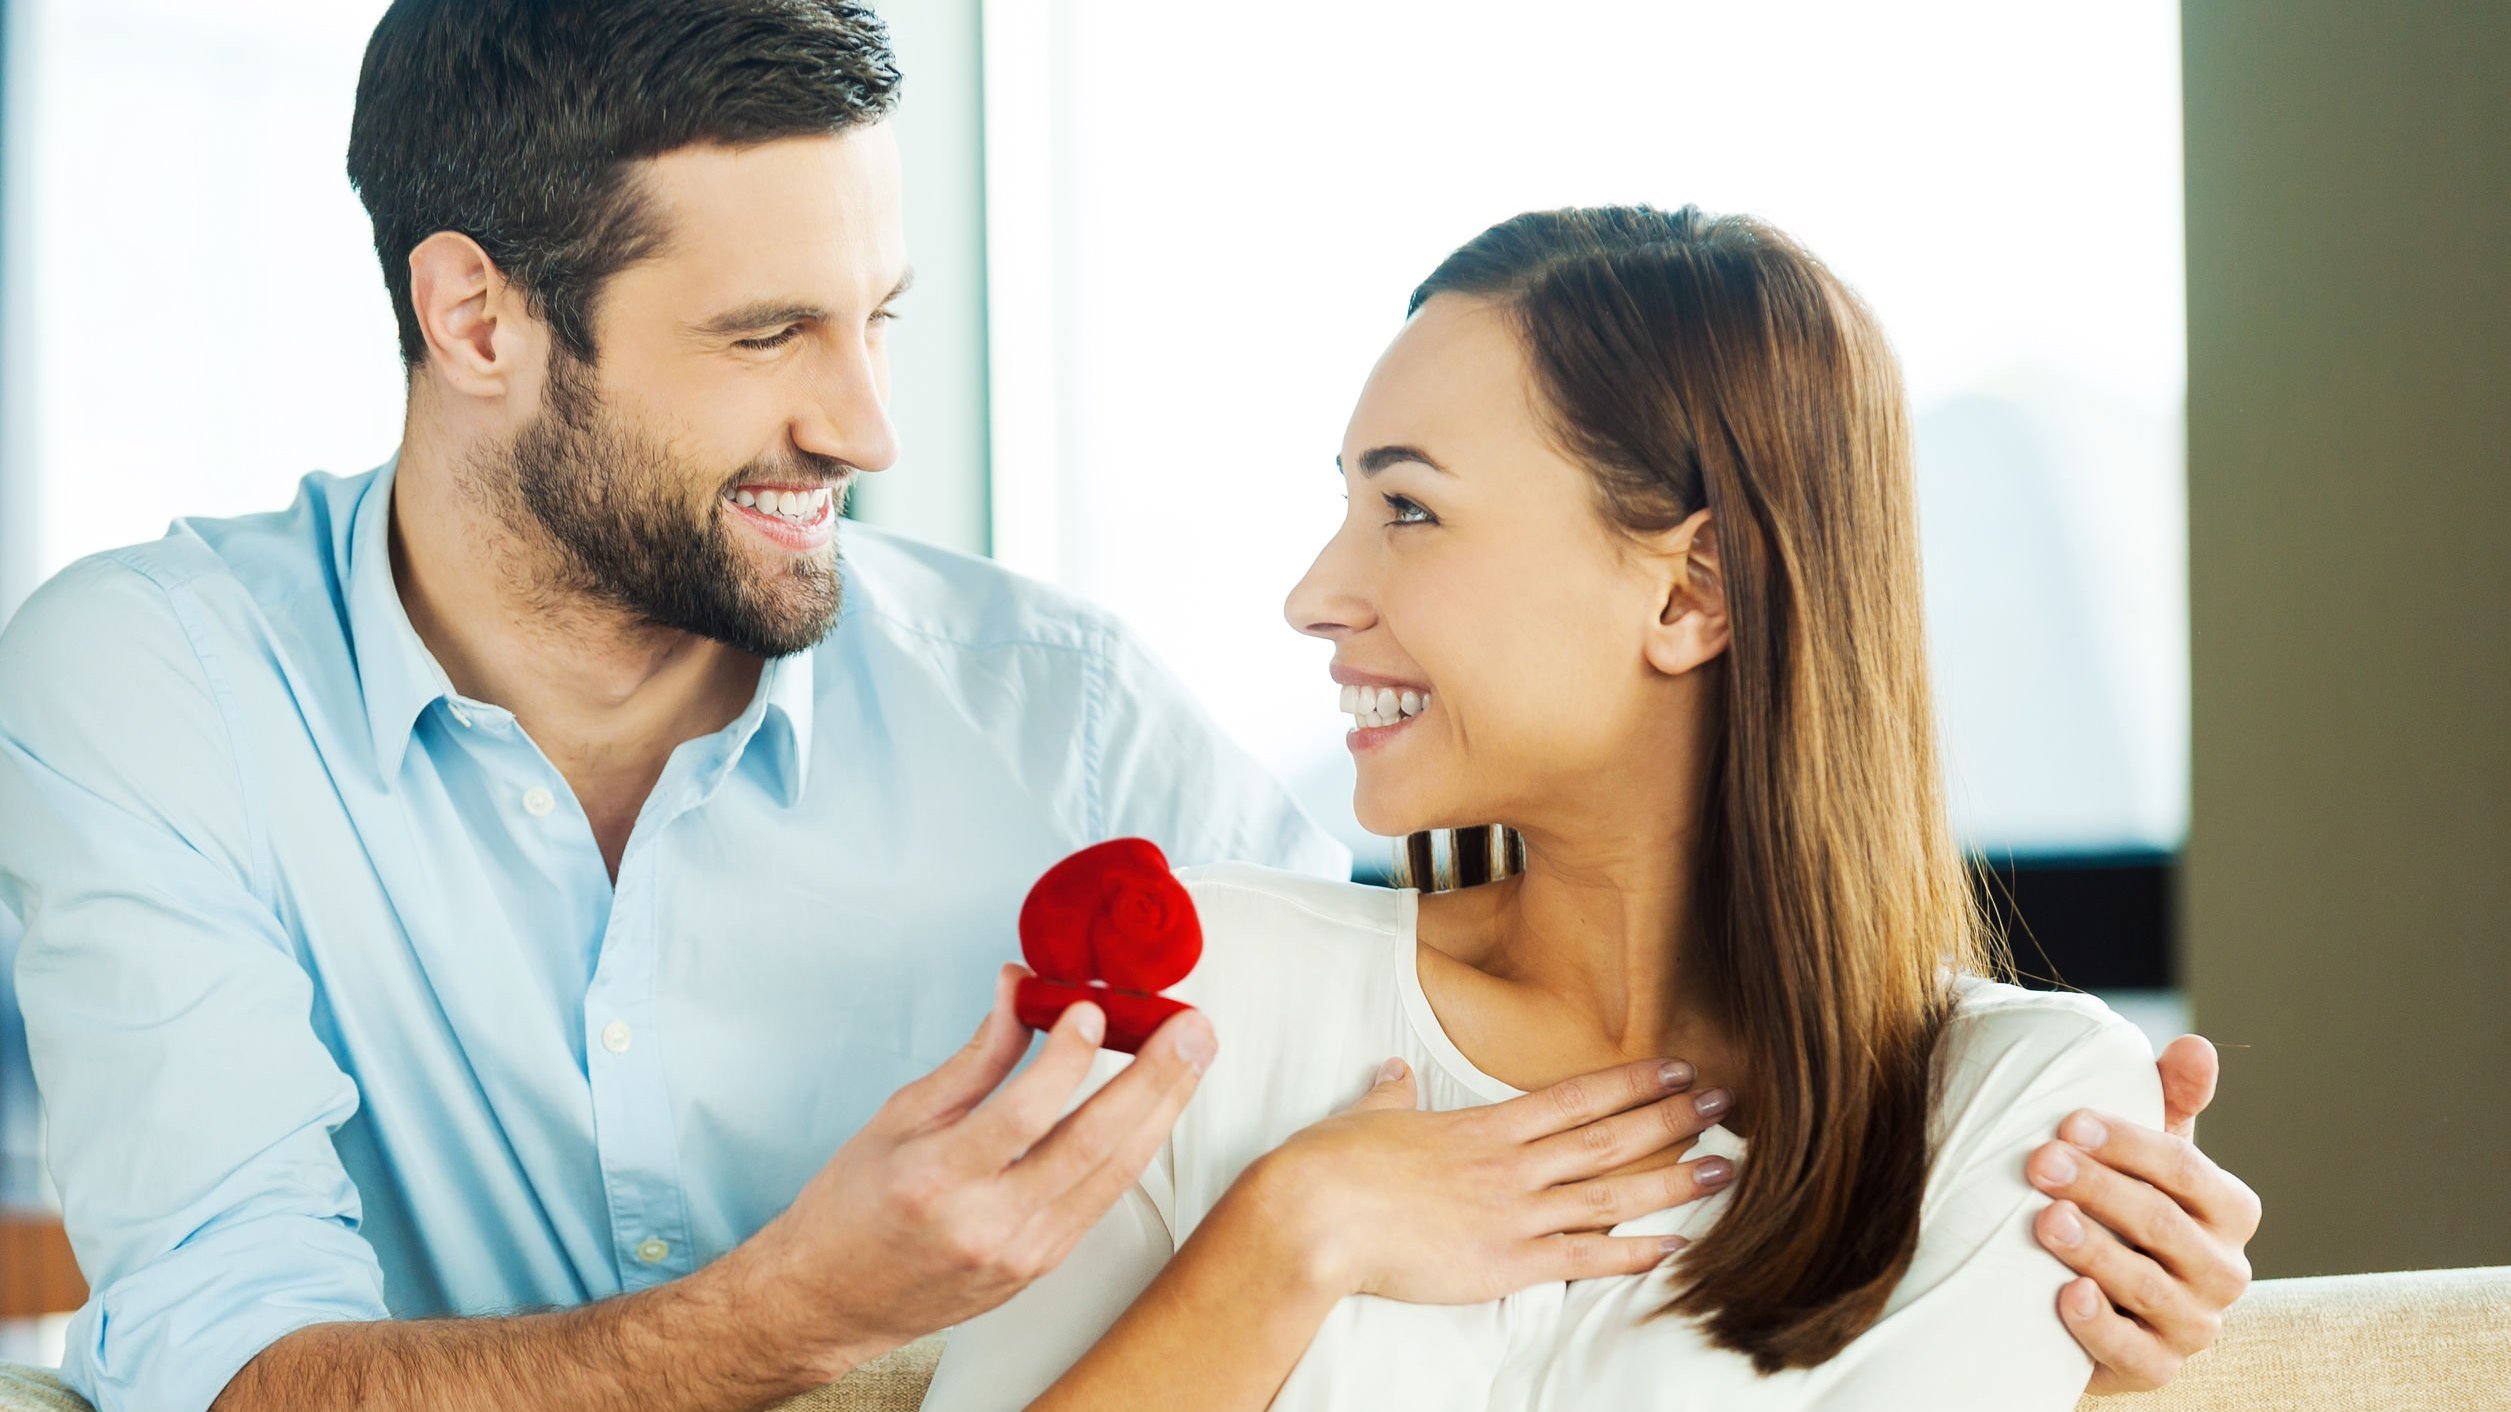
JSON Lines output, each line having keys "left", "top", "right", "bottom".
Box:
{"left": 1013, "top": 838, "right": 1202, "bottom": 1054}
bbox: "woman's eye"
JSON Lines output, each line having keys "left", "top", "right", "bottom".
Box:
{"left": 1382, "top": 493, "right": 1438, "bottom": 527}
{"left": 736, "top": 327, "right": 803, "bottom": 351}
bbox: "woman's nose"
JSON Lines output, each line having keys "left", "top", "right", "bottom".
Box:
{"left": 1284, "top": 527, "right": 1375, "bottom": 641}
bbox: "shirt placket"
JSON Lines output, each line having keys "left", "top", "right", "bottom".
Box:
{"left": 585, "top": 755, "right": 722, "bottom": 1292}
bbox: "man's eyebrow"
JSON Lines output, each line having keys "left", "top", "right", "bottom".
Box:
{"left": 1335, "top": 445, "right": 1450, "bottom": 476}
{"left": 688, "top": 301, "right": 831, "bottom": 338}
{"left": 686, "top": 270, "right": 914, "bottom": 338}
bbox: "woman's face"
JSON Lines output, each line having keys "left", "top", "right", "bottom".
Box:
{"left": 1285, "top": 293, "right": 1714, "bottom": 839}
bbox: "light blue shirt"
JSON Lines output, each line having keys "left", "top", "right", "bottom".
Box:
{"left": 0, "top": 462, "right": 1347, "bottom": 1412}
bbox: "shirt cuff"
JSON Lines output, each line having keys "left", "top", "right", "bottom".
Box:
{"left": 57, "top": 1209, "right": 390, "bottom": 1412}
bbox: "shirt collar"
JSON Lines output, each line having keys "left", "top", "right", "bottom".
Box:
{"left": 345, "top": 456, "right": 821, "bottom": 801}
{"left": 748, "top": 647, "right": 817, "bottom": 806}
{"left": 345, "top": 458, "right": 458, "bottom": 780}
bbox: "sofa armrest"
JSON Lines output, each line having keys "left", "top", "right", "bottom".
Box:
{"left": 2078, "top": 1265, "right": 2511, "bottom": 1412}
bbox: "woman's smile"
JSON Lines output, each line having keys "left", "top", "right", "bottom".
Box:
{"left": 1333, "top": 667, "right": 1436, "bottom": 751}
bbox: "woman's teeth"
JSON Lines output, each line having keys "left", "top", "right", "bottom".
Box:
{"left": 1339, "top": 684, "right": 1432, "bottom": 730}
{"left": 731, "top": 486, "right": 834, "bottom": 523}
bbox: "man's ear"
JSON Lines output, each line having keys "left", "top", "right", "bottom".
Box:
{"left": 406, "top": 230, "right": 543, "bottom": 401}
{"left": 1641, "top": 508, "right": 1731, "bottom": 678}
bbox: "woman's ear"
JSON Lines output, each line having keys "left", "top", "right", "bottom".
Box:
{"left": 1642, "top": 508, "right": 1731, "bottom": 678}
{"left": 407, "top": 230, "right": 543, "bottom": 402}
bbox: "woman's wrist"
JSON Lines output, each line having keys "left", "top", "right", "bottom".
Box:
{"left": 1213, "top": 1149, "right": 1359, "bottom": 1302}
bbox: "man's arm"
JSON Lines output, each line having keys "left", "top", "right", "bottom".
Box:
{"left": 1, "top": 563, "right": 1214, "bottom": 1412}
{"left": 207, "top": 980, "right": 1214, "bottom": 1412}
{"left": 2034, "top": 1034, "right": 2264, "bottom": 1394}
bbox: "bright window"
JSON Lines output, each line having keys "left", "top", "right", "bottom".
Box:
{"left": 984, "top": 0, "right": 2188, "bottom": 863}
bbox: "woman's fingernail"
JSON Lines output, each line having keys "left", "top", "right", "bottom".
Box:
{"left": 1378, "top": 1057, "right": 1408, "bottom": 1084}
{"left": 1694, "top": 1156, "right": 1735, "bottom": 1189}
{"left": 2066, "top": 1280, "right": 2103, "bottom": 1319}
{"left": 1660, "top": 1235, "right": 1690, "bottom": 1256}
{"left": 2034, "top": 1146, "right": 2079, "bottom": 1187}
{"left": 1658, "top": 1060, "right": 1695, "bottom": 1090}
{"left": 2063, "top": 1112, "right": 2109, "bottom": 1149}
{"left": 2045, "top": 1202, "right": 2084, "bottom": 1248}
{"left": 1692, "top": 1088, "right": 1731, "bottom": 1120}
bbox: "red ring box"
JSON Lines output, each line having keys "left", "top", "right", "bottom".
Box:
{"left": 1013, "top": 838, "right": 1202, "bottom": 1054}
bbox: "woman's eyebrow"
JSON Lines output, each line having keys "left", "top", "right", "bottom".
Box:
{"left": 1336, "top": 445, "right": 1452, "bottom": 476}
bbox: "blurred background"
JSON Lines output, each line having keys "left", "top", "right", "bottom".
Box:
{"left": 1, "top": 0, "right": 2504, "bottom": 1367}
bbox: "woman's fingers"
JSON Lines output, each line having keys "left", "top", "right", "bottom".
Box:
{"left": 2059, "top": 1275, "right": 2186, "bottom": 1395}
{"left": 1340, "top": 1057, "right": 1421, "bottom": 1114}
{"left": 1523, "top": 1086, "right": 1730, "bottom": 1186}
{"left": 1491, "top": 1057, "right": 1697, "bottom": 1142}
{"left": 1541, "top": 1154, "right": 1735, "bottom": 1232}
{"left": 1516, "top": 1230, "right": 1690, "bottom": 1286}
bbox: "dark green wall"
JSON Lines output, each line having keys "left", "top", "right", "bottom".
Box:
{"left": 2183, "top": 0, "right": 2511, "bottom": 1275}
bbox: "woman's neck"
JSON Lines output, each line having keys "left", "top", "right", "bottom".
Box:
{"left": 1415, "top": 806, "right": 1736, "bottom": 1097}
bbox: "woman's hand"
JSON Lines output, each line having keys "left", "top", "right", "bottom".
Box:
{"left": 1230, "top": 1054, "right": 1735, "bottom": 1305}
{"left": 2031, "top": 1034, "right": 2263, "bottom": 1394}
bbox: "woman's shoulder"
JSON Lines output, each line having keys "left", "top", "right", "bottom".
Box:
{"left": 1932, "top": 977, "right": 2163, "bottom": 1148}
{"left": 1165, "top": 862, "right": 1410, "bottom": 1007}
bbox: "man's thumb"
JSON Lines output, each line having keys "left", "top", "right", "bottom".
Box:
{"left": 1344, "top": 1056, "right": 1419, "bottom": 1113}
{"left": 2158, "top": 1033, "right": 2220, "bottom": 1140}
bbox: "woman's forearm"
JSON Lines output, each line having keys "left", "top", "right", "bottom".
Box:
{"left": 1032, "top": 1164, "right": 1344, "bottom": 1411}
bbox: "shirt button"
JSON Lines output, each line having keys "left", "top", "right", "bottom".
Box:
{"left": 448, "top": 704, "right": 473, "bottom": 728}
{"left": 635, "top": 1238, "right": 670, "bottom": 1264}
{"left": 522, "top": 786, "right": 557, "bottom": 817}
{"left": 601, "top": 1019, "right": 633, "bottom": 1054}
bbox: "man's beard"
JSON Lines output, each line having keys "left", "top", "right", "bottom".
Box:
{"left": 491, "top": 350, "right": 849, "bottom": 658}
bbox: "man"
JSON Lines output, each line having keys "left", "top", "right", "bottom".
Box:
{"left": 0, "top": 3, "right": 2258, "bottom": 1410}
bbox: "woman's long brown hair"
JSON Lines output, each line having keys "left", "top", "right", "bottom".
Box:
{"left": 1397, "top": 206, "right": 1992, "bottom": 1372}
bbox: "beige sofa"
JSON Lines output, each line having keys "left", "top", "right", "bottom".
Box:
{"left": 3, "top": 1266, "right": 2503, "bottom": 1411}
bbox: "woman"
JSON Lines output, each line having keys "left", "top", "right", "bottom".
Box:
{"left": 926, "top": 206, "right": 2190, "bottom": 1409}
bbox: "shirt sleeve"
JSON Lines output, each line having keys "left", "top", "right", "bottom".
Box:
{"left": 920, "top": 1052, "right": 1181, "bottom": 1411}
{"left": 1088, "top": 623, "right": 1352, "bottom": 881}
{"left": 0, "top": 558, "right": 390, "bottom": 1412}
{"left": 1799, "top": 1003, "right": 2163, "bottom": 1412}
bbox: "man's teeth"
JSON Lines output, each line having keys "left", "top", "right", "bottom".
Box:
{"left": 730, "top": 486, "right": 834, "bottom": 522}
{"left": 1338, "top": 683, "right": 1433, "bottom": 729}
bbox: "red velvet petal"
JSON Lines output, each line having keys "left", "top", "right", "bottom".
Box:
{"left": 1018, "top": 838, "right": 1202, "bottom": 991}
{"left": 1013, "top": 977, "right": 1192, "bottom": 1056}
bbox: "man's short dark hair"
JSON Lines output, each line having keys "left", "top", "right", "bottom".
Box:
{"left": 347, "top": 0, "right": 901, "bottom": 368}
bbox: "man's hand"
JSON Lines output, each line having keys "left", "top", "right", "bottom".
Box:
{"left": 2030, "top": 1034, "right": 2263, "bottom": 1394}
{"left": 744, "top": 963, "right": 1216, "bottom": 1380}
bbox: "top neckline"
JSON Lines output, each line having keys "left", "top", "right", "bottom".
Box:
{"left": 1387, "top": 885, "right": 1746, "bottom": 1166}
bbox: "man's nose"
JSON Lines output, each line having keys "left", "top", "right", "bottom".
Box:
{"left": 794, "top": 341, "right": 899, "bottom": 475}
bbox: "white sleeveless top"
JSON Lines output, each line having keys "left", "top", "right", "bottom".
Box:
{"left": 923, "top": 863, "right": 2160, "bottom": 1411}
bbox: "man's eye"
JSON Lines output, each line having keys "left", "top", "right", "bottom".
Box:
{"left": 736, "top": 327, "right": 803, "bottom": 351}
{"left": 1383, "top": 494, "right": 1437, "bottom": 527}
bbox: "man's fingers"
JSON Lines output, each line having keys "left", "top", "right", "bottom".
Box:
{"left": 1492, "top": 1057, "right": 1697, "bottom": 1142}
{"left": 1518, "top": 1231, "right": 1689, "bottom": 1286}
{"left": 1524, "top": 1086, "right": 1728, "bottom": 1185}
{"left": 2054, "top": 1110, "right": 2261, "bottom": 1242}
{"left": 2034, "top": 1199, "right": 2221, "bottom": 1351}
{"left": 2156, "top": 1035, "right": 2220, "bottom": 1140}
{"left": 1014, "top": 1010, "right": 1214, "bottom": 1217}
{"left": 885, "top": 964, "right": 1035, "bottom": 1134}
{"left": 1541, "top": 1155, "right": 1735, "bottom": 1234}
{"left": 954, "top": 999, "right": 1114, "bottom": 1169}
{"left": 2059, "top": 1276, "right": 2183, "bottom": 1395}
